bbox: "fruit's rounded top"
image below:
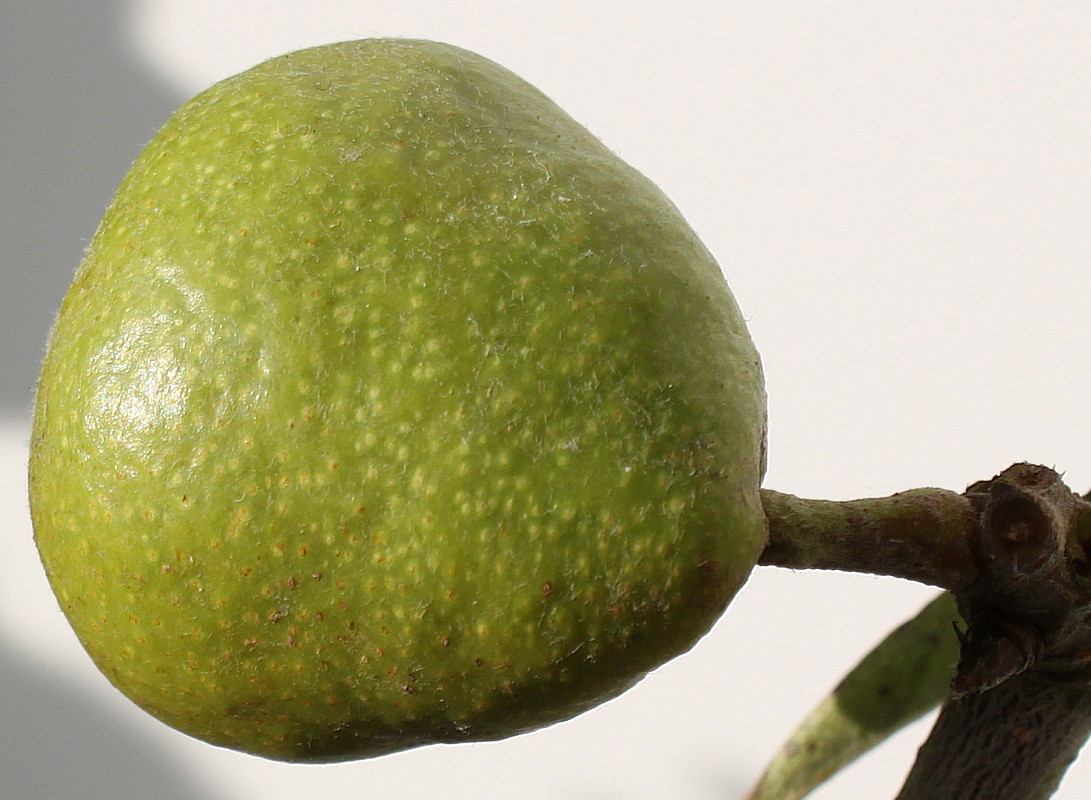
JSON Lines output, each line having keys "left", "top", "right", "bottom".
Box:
{"left": 30, "top": 38, "right": 767, "bottom": 761}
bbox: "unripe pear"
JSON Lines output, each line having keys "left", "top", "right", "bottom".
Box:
{"left": 30, "top": 39, "right": 767, "bottom": 762}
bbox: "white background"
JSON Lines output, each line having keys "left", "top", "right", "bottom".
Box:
{"left": 2, "top": 2, "right": 1089, "bottom": 798}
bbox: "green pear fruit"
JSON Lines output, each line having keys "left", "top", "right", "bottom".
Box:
{"left": 29, "top": 38, "right": 767, "bottom": 762}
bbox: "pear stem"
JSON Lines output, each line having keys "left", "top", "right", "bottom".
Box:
{"left": 758, "top": 487, "right": 980, "bottom": 591}
{"left": 757, "top": 465, "right": 1091, "bottom": 800}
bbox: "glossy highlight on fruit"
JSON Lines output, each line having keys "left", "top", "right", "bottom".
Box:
{"left": 29, "top": 39, "right": 767, "bottom": 762}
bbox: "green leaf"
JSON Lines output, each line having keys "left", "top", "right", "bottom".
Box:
{"left": 746, "top": 592, "right": 961, "bottom": 800}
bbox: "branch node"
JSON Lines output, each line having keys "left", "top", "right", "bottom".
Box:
{"left": 951, "top": 615, "right": 1044, "bottom": 699}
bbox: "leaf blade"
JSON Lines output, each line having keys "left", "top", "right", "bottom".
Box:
{"left": 747, "top": 592, "right": 961, "bottom": 800}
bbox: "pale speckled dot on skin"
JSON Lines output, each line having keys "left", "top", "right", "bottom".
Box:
{"left": 29, "top": 38, "right": 767, "bottom": 762}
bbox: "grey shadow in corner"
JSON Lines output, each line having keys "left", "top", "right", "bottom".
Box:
{"left": 0, "top": 0, "right": 185, "bottom": 416}
{"left": 0, "top": 633, "right": 225, "bottom": 800}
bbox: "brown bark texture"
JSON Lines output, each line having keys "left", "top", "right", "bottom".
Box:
{"left": 759, "top": 464, "right": 1091, "bottom": 800}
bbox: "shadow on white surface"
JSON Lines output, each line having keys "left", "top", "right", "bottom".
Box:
{"left": 1, "top": 0, "right": 184, "bottom": 416}
{"left": 0, "top": 632, "right": 225, "bottom": 800}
